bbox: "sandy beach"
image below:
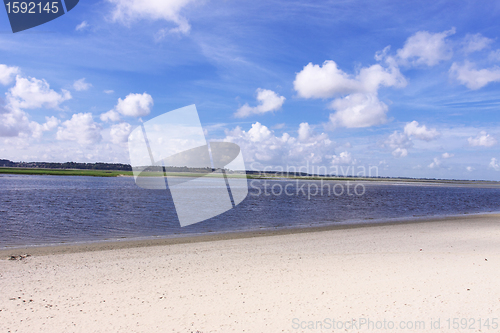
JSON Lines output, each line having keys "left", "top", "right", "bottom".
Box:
{"left": 1, "top": 214, "right": 499, "bottom": 332}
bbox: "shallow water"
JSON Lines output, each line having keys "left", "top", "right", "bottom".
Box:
{"left": 1, "top": 174, "right": 500, "bottom": 248}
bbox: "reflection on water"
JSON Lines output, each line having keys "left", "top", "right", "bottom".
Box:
{"left": 1, "top": 174, "right": 500, "bottom": 247}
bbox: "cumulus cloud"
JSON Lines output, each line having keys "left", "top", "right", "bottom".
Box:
{"left": 235, "top": 89, "right": 285, "bottom": 118}
{"left": 223, "top": 122, "right": 334, "bottom": 166}
{"left": 294, "top": 61, "right": 360, "bottom": 99}
{"left": 107, "top": 0, "right": 196, "bottom": 34}
{"left": 384, "top": 121, "right": 439, "bottom": 157}
{"left": 466, "top": 166, "right": 474, "bottom": 172}
{"left": 396, "top": 28, "right": 456, "bottom": 66}
{"left": 7, "top": 76, "right": 71, "bottom": 110}
{"left": 450, "top": 61, "right": 500, "bottom": 90}
{"left": 468, "top": 131, "right": 497, "bottom": 147}
{"left": 442, "top": 152, "right": 454, "bottom": 159}
{"left": 462, "top": 33, "right": 494, "bottom": 54}
{"left": 56, "top": 113, "right": 102, "bottom": 145}
{"left": 294, "top": 59, "right": 406, "bottom": 128}
{"left": 331, "top": 151, "right": 355, "bottom": 165}
{"left": 392, "top": 148, "right": 408, "bottom": 158}
{"left": 241, "top": 122, "right": 272, "bottom": 143}
{"left": 75, "top": 21, "right": 89, "bottom": 31}
{"left": 295, "top": 30, "right": 462, "bottom": 130}
{"left": 297, "top": 122, "right": 328, "bottom": 143}
{"left": 385, "top": 131, "right": 412, "bottom": 158}
{"left": 329, "top": 93, "right": 389, "bottom": 128}
{"left": 73, "top": 78, "right": 92, "bottom": 91}
{"left": 0, "top": 64, "right": 19, "bottom": 85}
{"left": 112, "top": 92, "right": 153, "bottom": 117}
{"left": 109, "top": 123, "right": 132, "bottom": 144}
{"left": 404, "top": 121, "right": 440, "bottom": 141}
{"left": 428, "top": 157, "right": 441, "bottom": 169}
{"left": 100, "top": 110, "right": 121, "bottom": 122}
{"left": 489, "top": 158, "right": 500, "bottom": 171}
{"left": 0, "top": 100, "right": 30, "bottom": 137}
{"left": 294, "top": 60, "right": 406, "bottom": 99}
{"left": 30, "top": 116, "right": 60, "bottom": 139}
{"left": 1, "top": 75, "right": 70, "bottom": 138}
{"left": 386, "top": 131, "right": 411, "bottom": 150}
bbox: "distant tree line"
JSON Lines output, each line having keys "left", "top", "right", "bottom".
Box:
{"left": 0, "top": 160, "right": 221, "bottom": 174}
{"left": 0, "top": 159, "right": 132, "bottom": 171}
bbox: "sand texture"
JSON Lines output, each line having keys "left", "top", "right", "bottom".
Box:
{"left": 1, "top": 214, "right": 499, "bottom": 332}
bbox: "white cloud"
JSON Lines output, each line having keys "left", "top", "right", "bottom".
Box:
{"left": 294, "top": 59, "right": 406, "bottom": 129}
{"left": 396, "top": 28, "right": 456, "bottom": 66}
{"left": 100, "top": 110, "right": 121, "bottom": 122}
{"left": 109, "top": 123, "right": 132, "bottom": 144}
{"left": 1, "top": 75, "right": 70, "bottom": 138}
{"left": 357, "top": 62, "right": 407, "bottom": 92}
{"left": 329, "top": 93, "right": 389, "bottom": 128}
{"left": 294, "top": 60, "right": 406, "bottom": 99}
{"left": 331, "top": 151, "right": 355, "bottom": 165}
{"left": 0, "top": 64, "right": 19, "bottom": 85}
{"left": 489, "top": 158, "right": 500, "bottom": 171}
{"left": 104, "top": 90, "right": 115, "bottom": 94}
{"left": 107, "top": 0, "right": 196, "bottom": 35}
{"left": 294, "top": 61, "right": 359, "bottom": 99}
{"left": 462, "top": 33, "right": 494, "bottom": 53}
{"left": 384, "top": 122, "right": 440, "bottom": 158}
{"left": 297, "top": 122, "right": 328, "bottom": 143}
{"left": 385, "top": 131, "right": 412, "bottom": 158}
{"left": 75, "top": 21, "right": 89, "bottom": 31}
{"left": 30, "top": 116, "right": 60, "bottom": 139}
{"left": 468, "top": 131, "right": 497, "bottom": 147}
{"left": 113, "top": 92, "right": 153, "bottom": 117}
{"left": 428, "top": 157, "right": 441, "bottom": 169}
{"left": 245, "top": 122, "right": 272, "bottom": 142}
{"left": 0, "top": 102, "right": 30, "bottom": 137}
{"left": 297, "top": 122, "right": 312, "bottom": 142}
{"left": 0, "top": 135, "right": 131, "bottom": 164}
{"left": 466, "top": 166, "right": 474, "bottom": 172}
{"left": 235, "top": 88, "right": 285, "bottom": 118}
{"left": 56, "top": 113, "right": 102, "bottom": 145}
{"left": 404, "top": 121, "right": 440, "bottom": 141}
{"left": 392, "top": 148, "right": 408, "bottom": 158}
{"left": 223, "top": 122, "right": 334, "bottom": 166}
{"left": 7, "top": 76, "right": 71, "bottom": 110}
{"left": 450, "top": 61, "right": 500, "bottom": 90}
{"left": 442, "top": 152, "right": 454, "bottom": 159}
{"left": 73, "top": 78, "right": 92, "bottom": 91}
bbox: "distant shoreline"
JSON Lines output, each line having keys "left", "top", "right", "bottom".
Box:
{"left": 1, "top": 167, "right": 500, "bottom": 185}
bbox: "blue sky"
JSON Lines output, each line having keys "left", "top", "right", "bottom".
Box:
{"left": 1, "top": 0, "right": 500, "bottom": 180}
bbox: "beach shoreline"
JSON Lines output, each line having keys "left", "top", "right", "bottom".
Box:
{"left": 1, "top": 212, "right": 498, "bottom": 257}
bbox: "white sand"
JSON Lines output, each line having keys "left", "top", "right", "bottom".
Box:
{"left": 1, "top": 215, "right": 500, "bottom": 332}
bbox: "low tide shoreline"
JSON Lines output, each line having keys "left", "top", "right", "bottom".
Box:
{"left": 2, "top": 212, "right": 498, "bottom": 258}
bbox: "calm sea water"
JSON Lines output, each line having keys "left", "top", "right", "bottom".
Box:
{"left": 1, "top": 174, "right": 500, "bottom": 248}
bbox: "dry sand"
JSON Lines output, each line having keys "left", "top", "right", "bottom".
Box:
{"left": 1, "top": 214, "right": 499, "bottom": 332}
